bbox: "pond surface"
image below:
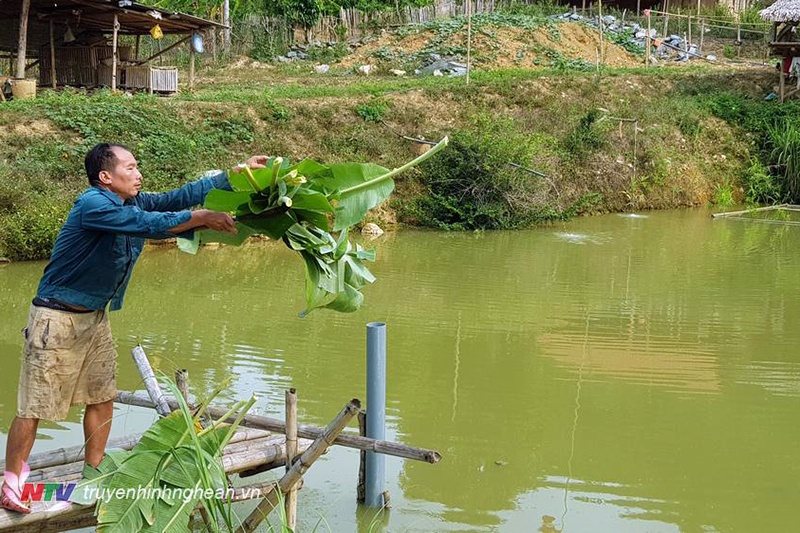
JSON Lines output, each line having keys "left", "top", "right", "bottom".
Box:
{"left": 1, "top": 209, "right": 800, "bottom": 532}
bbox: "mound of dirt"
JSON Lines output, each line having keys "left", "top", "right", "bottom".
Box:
{"left": 340, "top": 21, "right": 641, "bottom": 70}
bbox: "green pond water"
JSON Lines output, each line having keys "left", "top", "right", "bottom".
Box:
{"left": 1, "top": 208, "right": 800, "bottom": 532}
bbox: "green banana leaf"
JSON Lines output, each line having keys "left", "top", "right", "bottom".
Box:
{"left": 326, "top": 163, "right": 393, "bottom": 231}
{"left": 71, "top": 379, "right": 256, "bottom": 533}
{"left": 177, "top": 137, "right": 449, "bottom": 316}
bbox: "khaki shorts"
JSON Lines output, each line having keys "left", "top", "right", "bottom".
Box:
{"left": 17, "top": 305, "right": 117, "bottom": 421}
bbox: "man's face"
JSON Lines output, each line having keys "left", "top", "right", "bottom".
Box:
{"left": 100, "top": 147, "right": 142, "bottom": 201}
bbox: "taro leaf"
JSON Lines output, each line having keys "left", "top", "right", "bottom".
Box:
{"left": 326, "top": 163, "right": 392, "bottom": 231}
{"left": 204, "top": 189, "right": 252, "bottom": 213}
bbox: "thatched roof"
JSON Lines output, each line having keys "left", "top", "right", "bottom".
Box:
{"left": 761, "top": 0, "right": 800, "bottom": 23}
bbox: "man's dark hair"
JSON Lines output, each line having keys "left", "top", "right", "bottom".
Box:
{"left": 84, "top": 143, "right": 129, "bottom": 186}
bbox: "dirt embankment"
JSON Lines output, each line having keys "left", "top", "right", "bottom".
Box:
{"left": 341, "top": 22, "right": 641, "bottom": 70}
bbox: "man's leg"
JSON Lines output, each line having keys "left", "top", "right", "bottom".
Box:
{"left": 83, "top": 400, "right": 113, "bottom": 468}
{"left": 4, "top": 417, "right": 38, "bottom": 475}
{"left": 2, "top": 417, "right": 38, "bottom": 513}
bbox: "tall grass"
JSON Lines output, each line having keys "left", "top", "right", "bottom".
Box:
{"left": 767, "top": 122, "right": 800, "bottom": 202}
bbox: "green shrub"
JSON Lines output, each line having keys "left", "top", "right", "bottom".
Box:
{"left": 355, "top": 99, "right": 389, "bottom": 122}
{"left": 723, "top": 45, "right": 736, "bottom": 60}
{"left": 743, "top": 159, "right": 780, "bottom": 204}
{"left": 0, "top": 197, "right": 68, "bottom": 261}
{"left": 766, "top": 121, "right": 800, "bottom": 201}
{"left": 410, "top": 117, "right": 562, "bottom": 230}
{"left": 562, "top": 109, "right": 606, "bottom": 161}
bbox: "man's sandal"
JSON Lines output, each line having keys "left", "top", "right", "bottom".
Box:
{"left": 1, "top": 464, "right": 32, "bottom": 514}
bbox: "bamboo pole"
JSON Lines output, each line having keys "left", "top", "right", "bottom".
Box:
{"left": 712, "top": 204, "right": 789, "bottom": 218}
{"left": 284, "top": 389, "right": 298, "bottom": 530}
{"left": 21, "top": 432, "right": 284, "bottom": 484}
{"left": 16, "top": 0, "right": 30, "bottom": 79}
{"left": 116, "top": 391, "right": 442, "bottom": 463}
{"left": 0, "top": 427, "right": 270, "bottom": 474}
{"left": 663, "top": 0, "right": 670, "bottom": 38}
{"left": 49, "top": 21, "right": 56, "bottom": 89}
{"left": 130, "top": 345, "right": 171, "bottom": 416}
{"left": 111, "top": 14, "right": 119, "bottom": 91}
{"left": 138, "top": 35, "right": 191, "bottom": 65}
{"left": 237, "top": 399, "right": 361, "bottom": 533}
{"left": 688, "top": 16, "right": 692, "bottom": 49}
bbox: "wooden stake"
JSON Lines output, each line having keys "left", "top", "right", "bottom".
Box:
{"left": 237, "top": 399, "right": 362, "bottom": 533}
{"left": 663, "top": 0, "right": 670, "bottom": 38}
{"left": 645, "top": 11, "right": 651, "bottom": 67}
{"left": 111, "top": 14, "right": 119, "bottom": 91}
{"left": 116, "top": 391, "right": 442, "bottom": 463}
{"left": 284, "top": 389, "right": 298, "bottom": 531}
{"left": 699, "top": 20, "right": 705, "bottom": 54}
{"left": 134, "top": 35, "right": 140, "bottom": 61}
{"left": 49, "top": 21, "right": 56, "bottom": 89}
{"left": 466, "top": 0, "right": 472, "bottom": 85}
{"left": 598, "top": 0, "right": 604, "bottom": 64}
{"left": 16, "top": 0, "right": 30, "bottom": 79}
{"left": 130, "top": 345, "right": 171, "bottom": 417}
{"left": 357, "top": 410, "right": 366, "bottom": 503}
{"left": 175, "top": 369, "right": 190, "bottom": 405}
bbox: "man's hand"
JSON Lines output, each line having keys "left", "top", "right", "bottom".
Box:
{"left": 232, "top": 155, "right": 270, "bottom": 174}
{"left": 246, "top": 155, "right": 269, "bottom": 169}
{"left": 198, "top": 210, "right": 237, "bottom": 233}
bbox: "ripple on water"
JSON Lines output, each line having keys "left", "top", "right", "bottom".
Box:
{"left": 553, "top": 232, "right": 613, "bottom": 245}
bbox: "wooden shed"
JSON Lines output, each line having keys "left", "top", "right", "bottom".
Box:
{"left": 0, "top": 0, "right": 225, "bottom": 95}
{"left": 761, "top": 0, "right": 800, "bottom": 101}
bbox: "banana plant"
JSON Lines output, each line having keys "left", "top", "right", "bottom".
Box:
{"left": 179, "top": 137, "right": 448, "bottom": 317}
{"left": 70, "top": 379, "right": 257, "bottom": 533}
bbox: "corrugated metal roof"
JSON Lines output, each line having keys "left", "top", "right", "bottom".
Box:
{"left": 0, "top": 0, "right": 225, "bottom": 53}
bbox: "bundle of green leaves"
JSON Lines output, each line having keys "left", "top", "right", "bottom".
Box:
{"left": 178, "top": 137, "right": 448, "bottom": 316}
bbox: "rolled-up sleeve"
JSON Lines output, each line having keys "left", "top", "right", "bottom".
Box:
{"left": 79, "top": 194, "right": 192, "bottom": 238}
{"left": 136, "top": 171, "right": 232, "bottom": 212}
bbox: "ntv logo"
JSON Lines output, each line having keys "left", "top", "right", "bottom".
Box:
{"left": 21, "top": 482, "right": 76, "bottom": 502}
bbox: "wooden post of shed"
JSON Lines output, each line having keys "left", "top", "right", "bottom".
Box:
{"left": 16, "top": 0, "right": 31, "bottom": 79}
{"left": 49, "top": 21, "right": 56, "bottom": 88}
{"left": 189, "top": 35, "right": 196, "bottom": 90}
{"left": 645, "top": 12, "right": 651, "bottom": 67}
{"left": 135, "top": 35, "right": 140, "bottom": 61}
{"left": 112, "top": 14, "right": 119, "bottom": 91}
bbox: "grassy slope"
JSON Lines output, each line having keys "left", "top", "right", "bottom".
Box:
{"left": 0, "top": 62, "right": 775, "bottom": 260}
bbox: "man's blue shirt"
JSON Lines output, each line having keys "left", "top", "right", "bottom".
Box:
{"left": 36, "top": 171, "right": 231, "bottom": 311}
